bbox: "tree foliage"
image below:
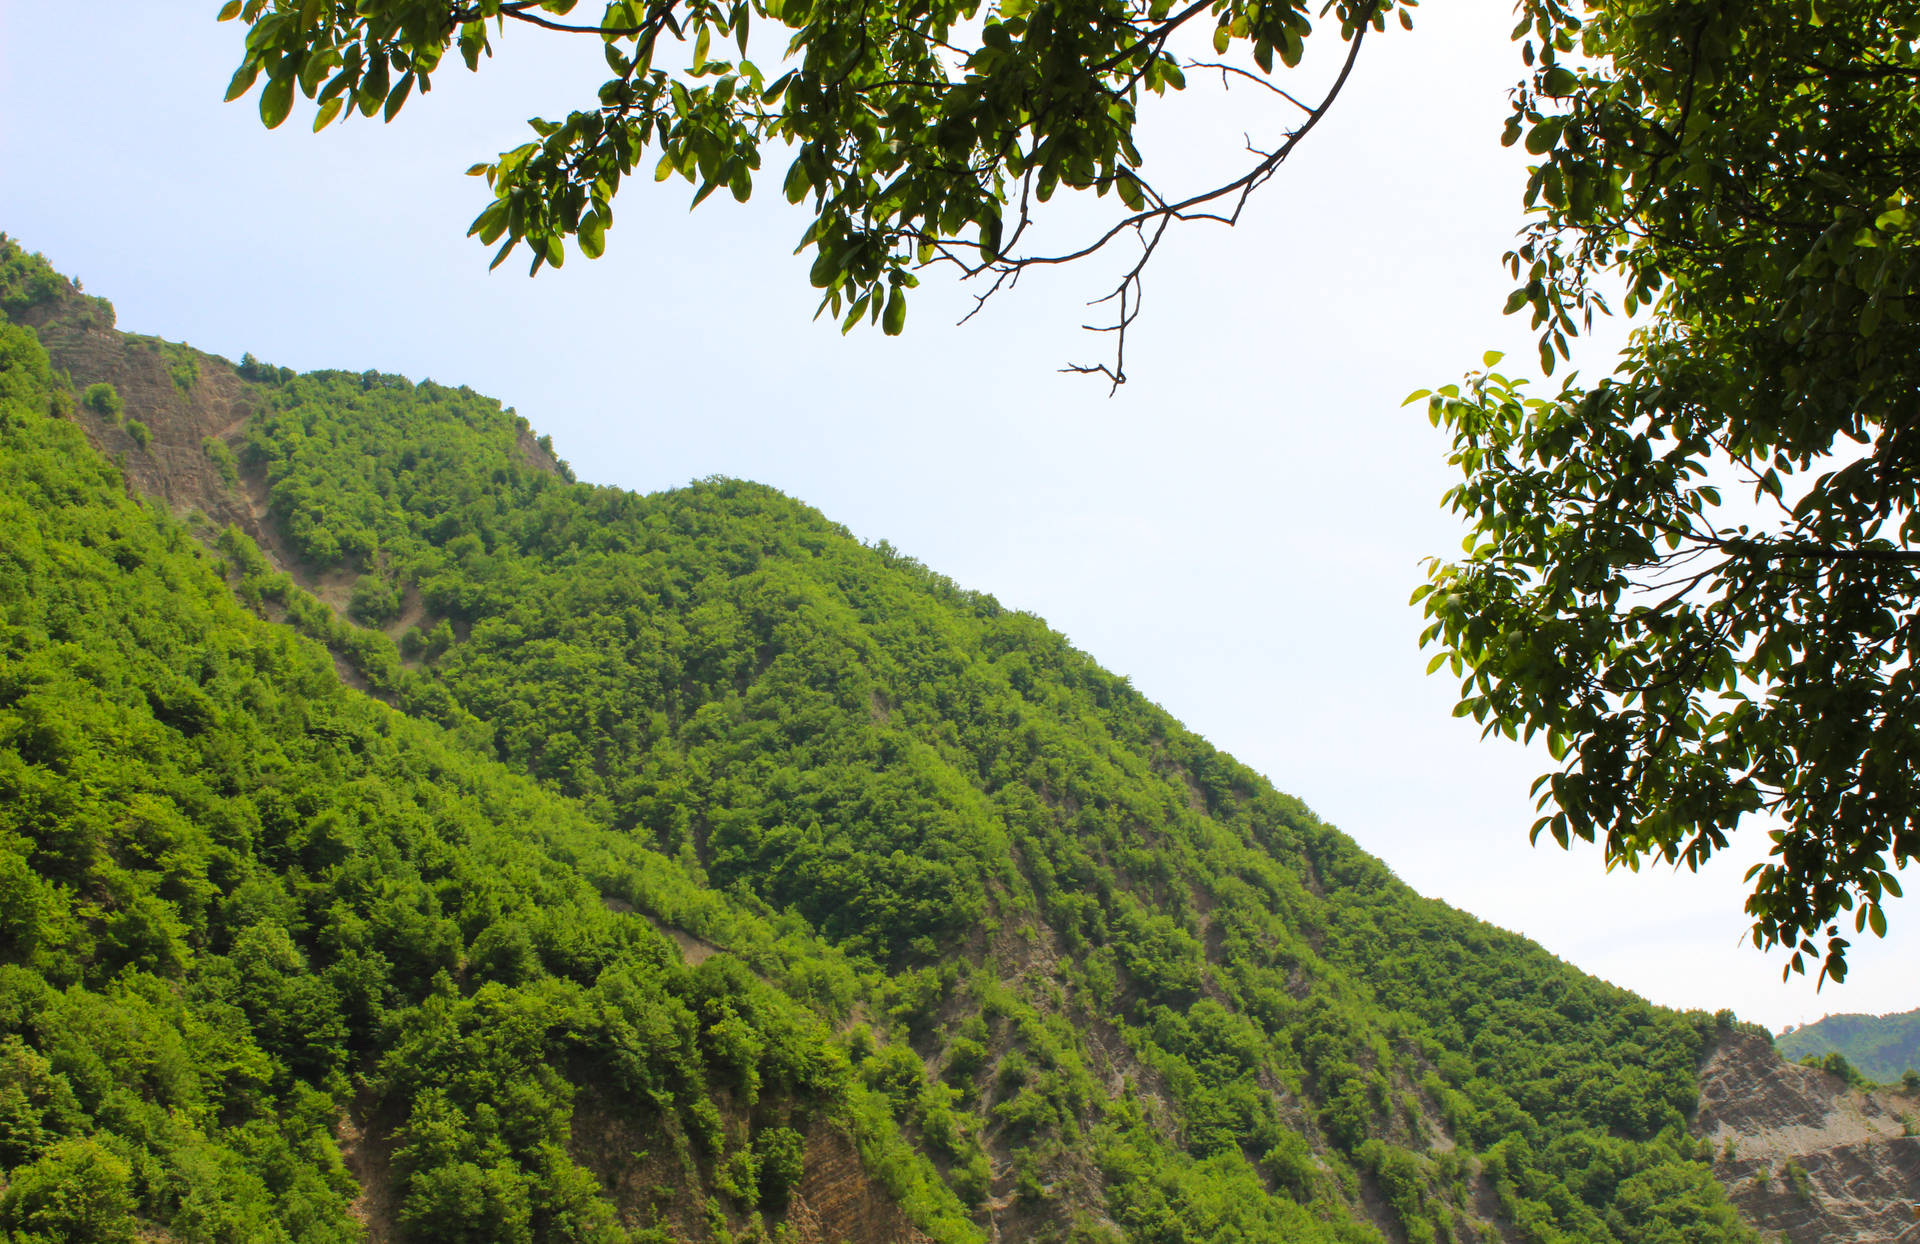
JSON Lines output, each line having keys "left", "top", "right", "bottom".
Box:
{"left": 1414, "top": 0, "right": 1919, "bottom": 983}
{"left": 213, "top": 0, "right": 1920, "bottom": 969}
{"left": 1776, "top": 1007, "right": 1920, "bottom": 1085}
{"left": 219, "top": 0, "right": 1402, "bottom": 380}
{"left": 0, "top": 275, "right": 974, "bottom": 1244}
{"left": 0, "top": 241, "right": 1767, "bottom": 1242}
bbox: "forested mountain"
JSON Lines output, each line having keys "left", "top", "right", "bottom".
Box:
{"left": 1778, "top": 1011, "right": 1920, "bottom": 1086}
{"left": 4, "top": 233, "right": 1900, "bottom": 1243}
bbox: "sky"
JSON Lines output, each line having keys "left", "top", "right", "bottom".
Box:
{"left": 2, "top": 2, "right": 1912, "bottom": 1031}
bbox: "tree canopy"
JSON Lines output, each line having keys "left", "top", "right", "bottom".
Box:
{"left": 0, "top": 241, "right": 1767, "bottom": 1242}
{"left": 218, "top": 0, "right": 1401, "bottom": 382}
{"left": 1413, "top": 0, "right": 1920, "bottom": 984}
{"left": 217, "top": 0, "right": 1916, "bottom": 980}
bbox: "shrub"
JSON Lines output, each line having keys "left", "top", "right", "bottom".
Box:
{"left": 754, "top": 1127, "right": 805, "bottom": 1211}
{"left": 1782, "top": 1158, "right": 1814, "bottom": 1204}
{"left": 124, "top": 418, "right": 152, "bottom": 451}
{"left": 0, "top": 1136, "right": 136, "bottom": 1243}
{"left": 165, "top": 346, "right": 199, "bottom": 392}
{"left": 944, "top": 1038, "right": 988, "bottom": 1085}
{"left": 237, "top": 352, "right": 295, "bottom": 385}
{"left": 1262, "top": 1130, "right": 1319, "bottom": 1200}
{"left": 0, "top": 1037, "right": 82, "bottom": 1168}
{"left": 202, "top": 436, "right": 239, "bottom": 486}
{"left": 0, "top": 235, "right": 64, "bottom": 312}
{"left": 423, "top": 619, "right": 455, "bottom": 661}
{"left": 1902, "top": 1069, "right": 1919, "bottom": 1095}
{"left": 349, "top": 574, "right": 402, "bottom": 627}
{"left": 1805, "top": 1051, "right": 1867, "bottom": 1089}
{"left": 82, "top": 381, "right": 121, "bottom": 419}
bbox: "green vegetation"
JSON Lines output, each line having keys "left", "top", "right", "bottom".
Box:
{"left": 203, "top": 435, "right": 240, "bottom": 487}
{"left": 220, "top": 0, "right": 1920, "bottom": 980}
{"left": 1780, "top": 1159, "right": 1813, "bottom": 1205}
{"left": 0, "top": 297, "right": 972, "bottom": 1244}
{"left": 81, "top": 381, "right": 120, "bottom": 420}
{"left": 221, "top": 0, "right": 1396, "bottom": 363}
{"left": 208, "top": 337, "right": 1751, "bottom": 1241}
{"left": 166, "top": 343, "right": 199, "bottom": 393}
{"left": 1778, "top": 1009, "right": 1920, "bottom": 1085}
{"left": 0, "top": 233, "right": 62, "bottom": 315}
{"left": 1415, "top": 0, "right": 1920, "bottom": 984}
{"left": 0, "top": 236, "right": 1762, "bottom": 1242}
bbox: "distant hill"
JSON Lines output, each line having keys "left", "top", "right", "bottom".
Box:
{"left": 1778, "top": 1011, "right": 1920, "bottom": 1085}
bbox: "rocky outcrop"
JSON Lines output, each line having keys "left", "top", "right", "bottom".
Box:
{"left": 786, "top": 1128, "right": 933, "bottom": 1244}
{"left": 1695, "top": 1032, "right": 1920, "bottom": 1243}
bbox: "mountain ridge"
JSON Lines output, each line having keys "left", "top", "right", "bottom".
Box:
{"left": 4, "top": 232, "right": 1915, "bottom": 1243}
{"left": 1777, "top": 1011, "right": 1920, "bottom": 1086}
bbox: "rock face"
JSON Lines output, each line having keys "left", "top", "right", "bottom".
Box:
{"left": 1694, "top": 1033, "right": 1920, "bottom": 1243}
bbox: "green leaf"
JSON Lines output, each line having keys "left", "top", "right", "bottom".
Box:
{"left": 980, "top": 215, "right": 1003, "bottom": 263}
{"left": 579, "top": 211, "right": 607, "bottom": 258}
{"left": 313, "top": 95, "right": 345, "bottom": 131}
{"left": 384, "top": 72, "right": 415, "bottom": 123}
{"left": 471, "top": 201, "right": 509, "bottom": 245}
{"left": 259, "top": 75, "right": 296, "bottom": 129}
{"left": 225, "top": 61, "right": 262, "bottom": 103}
{"left": 1278, "top": 28, "right": 1302, "bottom": 68}
{"left": 839, "top": 291, "right": 871, "bottom": 333}
{"left": 217, "top": 0, "right": 242, "bottom": 18}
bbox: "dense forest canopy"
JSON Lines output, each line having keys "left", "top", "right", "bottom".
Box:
{"left": 216, "top": 0, "right": 1920, "bottom": 984}
{"left": 0, "top": 236, "right": 1769, "bottom": 1242}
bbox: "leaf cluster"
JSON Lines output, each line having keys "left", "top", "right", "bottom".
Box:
{"left": 220, "top": 0, "right": 1406, "bottom": 362}
{"left": 1418, "top": 0, "right": 1920, "bottom": 982}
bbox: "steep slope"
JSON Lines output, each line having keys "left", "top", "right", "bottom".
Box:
{"left": 7, "top": 233, "right": 1756, "bottom": 1244}
{"left": 1778, "top": 1011, "right": 1920, "bottom": 1086}
{"left": 0, "top": 243, "right": 968, "bottom": 1244}
{"left": 11, "top": 232, "right": 1911, "bottom": 1243}
{"left": 1697, "top": 1033, "right": 1920, "bottom": 1243}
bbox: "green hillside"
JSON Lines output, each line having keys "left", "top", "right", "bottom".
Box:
{"left": 1777, "top": 1011, "right": 1920, "bottom": 1086}
{"left": 0, "top": 234, "right": 1759, "bottom": 1243}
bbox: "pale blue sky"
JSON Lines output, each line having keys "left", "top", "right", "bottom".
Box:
{"left": 2, "top": 1, "right": 1910, "bottom": 1028}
